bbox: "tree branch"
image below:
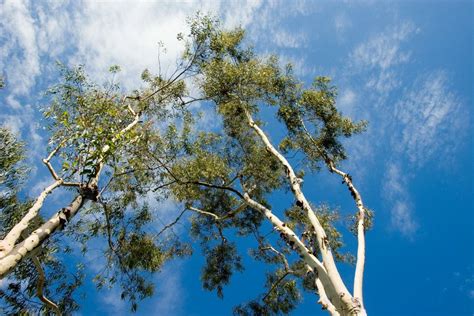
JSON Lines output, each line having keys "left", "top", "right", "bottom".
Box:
{"left": 31, "top": 256, "right": 62, "bottom": 315}
{"left": 188, "top": 206, "right": 220, "bottom": 220}
{"left": 262, "top": 271, "right": 290, "bottom": 303}
{"left": 0, "top": 194, "right": 84, "bottom": 278}
{"left": 315, "top": 275, "right": 340, "bottom": 316}
{"left": 0, "top": 179, "right": 63, "bottom": 258}
{"left": 300, "top": 116, "right": 367, "bottom": 314}
{"left": 155, "top": 208, "right": 187, "bottom": 238}
{"left": 243, "top": 108, "right": 354, "bottom": 312}
{"left": 327, "top": 161, "right": 366, "bottom": 310}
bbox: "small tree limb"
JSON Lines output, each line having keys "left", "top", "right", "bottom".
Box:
{"left": 0, "top": 179, "right": 63, "bottom": 258}
{"left": 31, "top": 256, "right": 62, "bottom": 315}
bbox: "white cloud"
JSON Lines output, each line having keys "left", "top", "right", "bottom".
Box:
{"left": 349, "top": 22, "right": 418, "bottom": 98}
{"left": 101, "top": 285, "right": 127, "bottom": 316}
{"left": 0, "top": 0, "right": 40, "bottom": 96}
{"left": 221, "top": 0, "right": 263, "bottom": 28}
{"left": 382, "top": 162, "right": 417, "bottom": 236}
{"left": 343, "top": 20, "right": 469, "bottom": 237}
{"left": 150, "top": 263, "right": 185, "bottom": 315}
{"left": 393, "top": 71, "right": 467, "bottom": 167}
{"left": 5, "top": 95, "right": 21, "bottom": 109}
{"left": 273, "top": 29, "right": 307, "bottom": 48}
{"left": 334, "top": 12, "right": 352, "bottom": 36}
{"left": 338, "top": 88, "right": 357, "bottom": 115}
{"left": 0, "top": 114, "right": 24, "bottom": 135}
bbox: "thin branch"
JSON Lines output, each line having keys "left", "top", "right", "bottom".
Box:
{"left": 99, "top": 201, "right": 115, "bottom": 251}
{"left": 155, "top": 208, "right": 187, "bottom": 238}
{"left": 42, "top": 139, "right": 68, "bottom": 181}
{"left": 31, "top": 256, "right": 62, "bottom": 315}
{"left": 188, "top": 200, "right": 247, "bottom": 222}
{"left": 62, "top": 181, "right": 81, "bottom": 187}
{"left": 44, "top": 139, "right": 67, "bottom": 163}
{"left": 327, "top": 161, "right": 366, "bottom": 308}
{"left": 259, "top": 245, "right": 291, "bottom": 272}
{"left": 188, "top": 206, "right": 220, "bottom": 220}
{"left": 262, "top": 271, "right": 290, "bottom": 303}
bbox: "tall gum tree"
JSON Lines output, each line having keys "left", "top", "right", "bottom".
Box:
{"left": 165, "top": 17, "right": 373, "bottom": 316}
{"left": 0, "top": 27, "right": 208, "bottom": 313}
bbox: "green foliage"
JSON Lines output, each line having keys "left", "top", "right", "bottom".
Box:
{"left": 0, "top": 143, "right": 26, "bottom": 235}
{"left": 0, "top": 128, "right": 26, "bottom": 194}
{"left": 201, "top": 242, "right": 243, "bottom": 298}
{"left": 234, "top": 269, "right": 301, "bottom": 316}
{"left": 350, "top": 207, "right": 375, "bottom": 235}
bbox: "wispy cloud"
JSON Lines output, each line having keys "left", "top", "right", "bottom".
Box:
{"left": 149, "top": 263, "right": 185, "bottom": 316}
{"left": 349, "top": 22, "right": 418, "bottom": 100}
{"left": 382, "top": 162, "right": 417, "bottom": 236}
{"left": 392, "top": 71, "right": 468, "bottom": 167}
{"left": 334, "top": 12, "right": 352, "bottom": 40}
{"left": 273, "top": 29, "right": 307, "bottom": 48}
{"left": 338, "top": 88, "right": 357, "bottom": 116}
{"left": 342, "top": 19, "right": 469, "bottom": 237}
{"left": 0, "top": 0, "right": 40, "bottom": 96}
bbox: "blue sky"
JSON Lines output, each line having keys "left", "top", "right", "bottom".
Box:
{"left": 0, "top": 0, "right": 472, "bottom": 315}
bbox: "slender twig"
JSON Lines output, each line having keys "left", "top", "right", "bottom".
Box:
{"left": 31, "top": 256, "right": 62, "bottom": 315}
{"left": 188, "top": 206, "right": 219, "bottom": 220}
{"left": 155, "top": 209, "right": 187, "bottom": 238}
{"left": 262, "top": 271, "right": 290, "bottom": 302}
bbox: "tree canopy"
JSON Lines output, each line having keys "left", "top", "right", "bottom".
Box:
{"left": 0, "top": 15, "right": 372, "bottom": 316}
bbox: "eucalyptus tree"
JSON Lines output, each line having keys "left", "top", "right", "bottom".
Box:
{"left": 0, "top": 29, "right": 207, "bottom": 312}
{"left": 159, "top": 17, "right": 373, "bottom": 316}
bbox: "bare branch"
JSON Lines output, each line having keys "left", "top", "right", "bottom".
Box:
{"left": 188, "top": 206, "right": 220, "bottom": 220}
{"left": 155, "top": 208, "right": 187, "bottom": 238}
{"left": 262, "top": 271, "right": 290, "bottom": 303}
{"left": 300, "top": 117, "right": 367, "bottom": 312}
{"left": 42, "top": 139, "right": 68, "bottom": 181}
{"left": 327, "top": 161, "right": 366, "bottom": 308}
{"left": 31, "top": 256, "right": 62, "bottom": 315}
{"left": 0, "top": 179, "right": 63, "bottom": 258}
{"left": 315, "top": 275, "right": 340, "bottom": 316}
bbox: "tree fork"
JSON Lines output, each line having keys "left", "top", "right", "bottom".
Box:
{"left": 243, "top": 108, "right": 364, "bottom": 315}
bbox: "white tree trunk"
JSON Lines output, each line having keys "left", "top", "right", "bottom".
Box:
{"left": 244, "top": 109, "right": 365, "bottom": 315}
{"left": 0, "top": 180, "right": 63, "bottom": 258}
{"left": 0, "top": 195, "right": 84, "bottom": 278}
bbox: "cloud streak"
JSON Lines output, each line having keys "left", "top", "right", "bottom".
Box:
{"left": 344, "top": 20, "right": 468, "bottom": 237}
{"left": 393, "top": 71, "right": 467, "bottom": 167}
{"left": 382, "top": 162, "right": 417, "bottom": 236}
{"left": 349, "top": 22, "right": 417, "bottom": 100}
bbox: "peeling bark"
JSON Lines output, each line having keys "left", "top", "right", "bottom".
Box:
{"left": 0, "top": 179, "right": 63, "bottom": 258}
{"left": 0, "top": 195, "right": 84, "bottom": 278}
{"left": 0, "top": 109, "right": 141, "bottom": 279}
